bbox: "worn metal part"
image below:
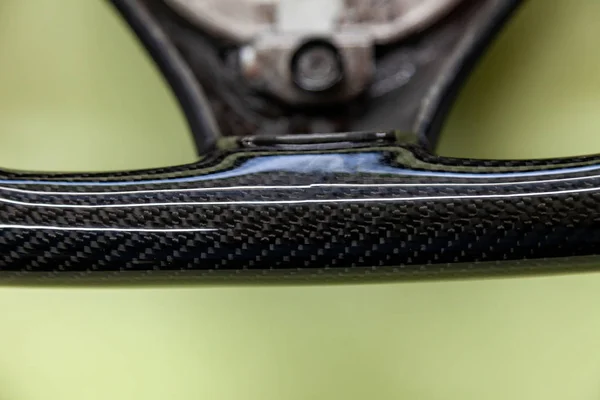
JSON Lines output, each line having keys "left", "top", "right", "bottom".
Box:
{"left": 341, "top": 0, "right": 464, "bottom": 44}
{"left": 163, "top": 0, "right": 276, "bottom": 43}
{"left": 163, "top": 0, "right": 463, "bottom": 45}
{"left": 291, "top": 42, "right": 344, "bottom": 93}
{"left": 240, "top": 33, "right": 373, "bottom": 105}
{"left": 163, "top": 0, "right": 464, "bottom": 106}
{"left": 122, "top": 0, "right": 518, "bottom": 143}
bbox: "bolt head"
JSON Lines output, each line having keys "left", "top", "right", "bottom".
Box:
{"left": 292, "top": 42, "right": 344, "bottom": 92}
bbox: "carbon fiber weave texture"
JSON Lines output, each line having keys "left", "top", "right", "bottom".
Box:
{"left": 1, "top": 143, "right": 599, "bottom": 282}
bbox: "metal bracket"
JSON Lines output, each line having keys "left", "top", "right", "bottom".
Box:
{"left": 108, "top": 0, "right": 522, "bottom": 153}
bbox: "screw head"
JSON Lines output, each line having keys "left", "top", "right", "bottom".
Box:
{"left": 292, "top": 42, "right": 344, "bottom": 92}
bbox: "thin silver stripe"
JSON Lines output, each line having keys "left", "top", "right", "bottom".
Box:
{"left": 0, "top": 172, "right": 598, "bottom": 196}
{"left": 0, "top": 184, "right": 597, "bottom": 209}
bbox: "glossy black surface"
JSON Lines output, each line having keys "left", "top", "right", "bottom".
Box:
{"left": 1, "top": 140, "right": 600, "bottom": 282}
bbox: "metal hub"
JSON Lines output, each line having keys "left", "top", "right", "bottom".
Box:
{"left": 163, "top": 0, "right": 463, "bottom": 106}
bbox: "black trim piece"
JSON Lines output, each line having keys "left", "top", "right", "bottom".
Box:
{"left": 421, "top": 0, "right": 524, "bottom": 150}
{"left": 107, "top": 0, "right": 221, "bottom": 155}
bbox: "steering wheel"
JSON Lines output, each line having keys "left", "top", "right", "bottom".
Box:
{"left": 2, "top": 0, "right": 596, "bottom": 284}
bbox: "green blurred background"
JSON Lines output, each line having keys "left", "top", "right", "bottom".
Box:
{"left": 0, "top": 1, "right": 600, "bottom": 399}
